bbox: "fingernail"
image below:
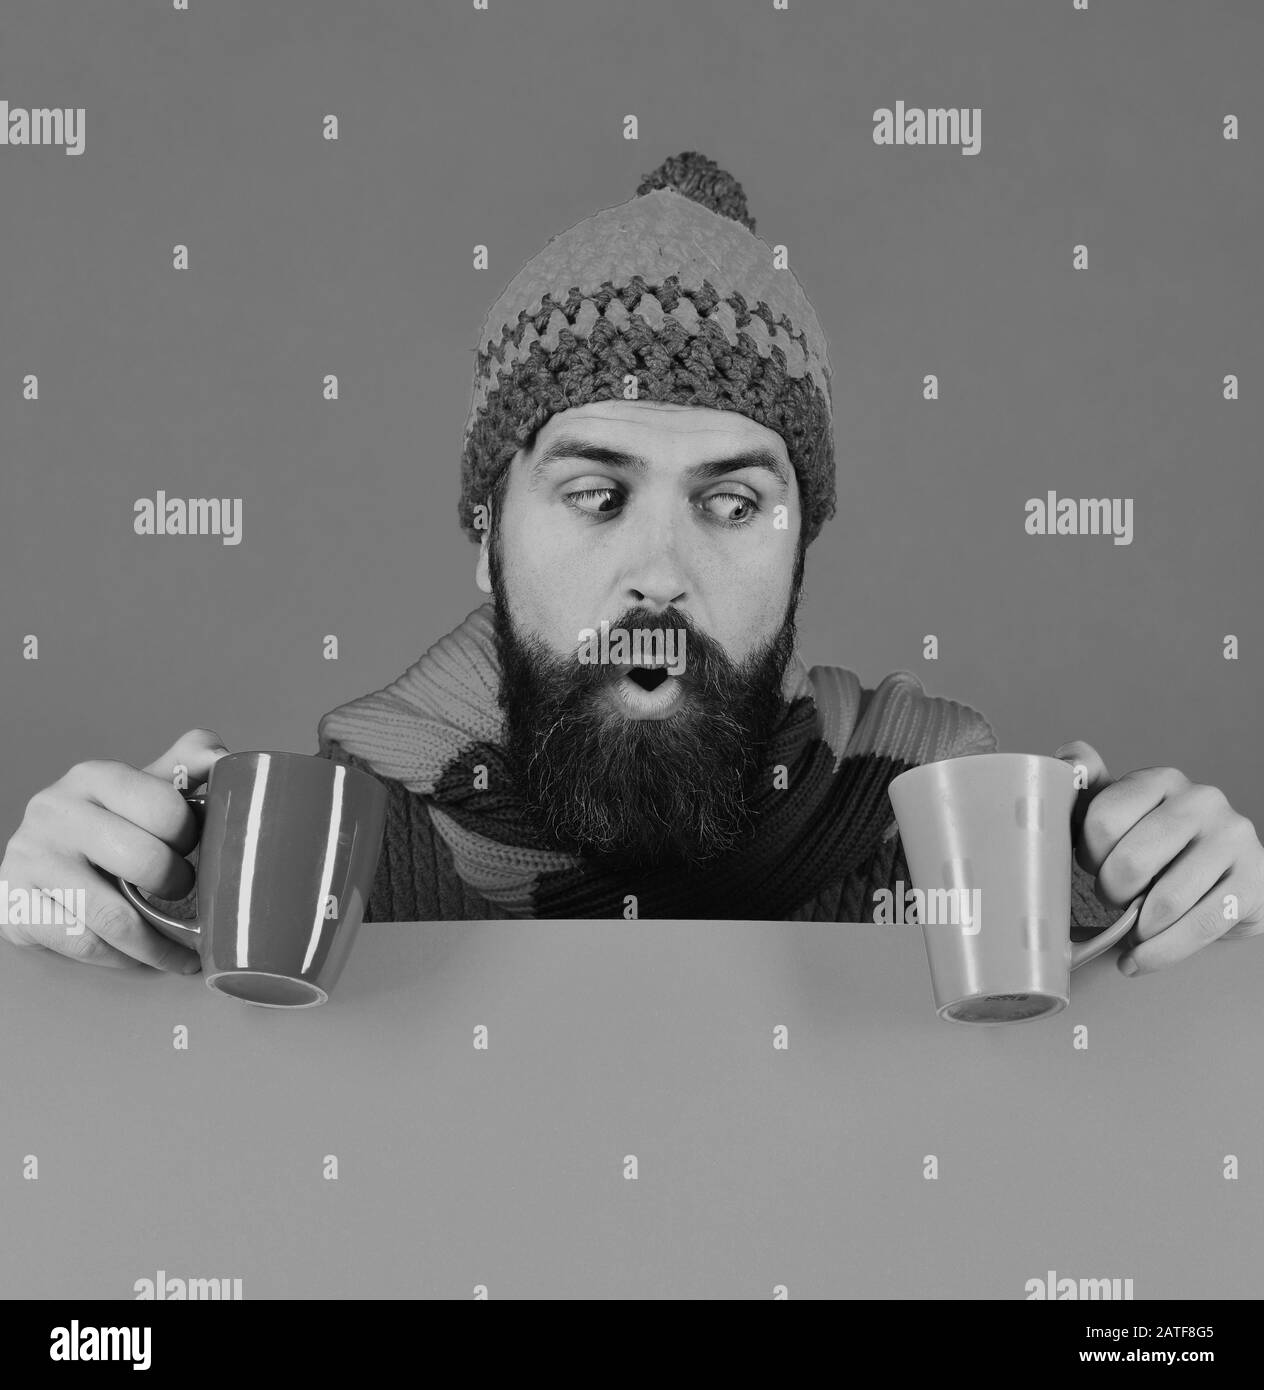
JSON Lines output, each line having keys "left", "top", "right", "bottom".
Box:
{"left": 1119, "top": 957, "right": 1138, "bottom": 977}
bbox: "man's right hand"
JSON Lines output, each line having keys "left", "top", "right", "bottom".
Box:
{"left": 0, "top": 729, "right": 230, "bottom": 972}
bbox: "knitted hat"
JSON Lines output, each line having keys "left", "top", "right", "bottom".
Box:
{"left": 458, "top": 150, "right": 836, "bottom": 547}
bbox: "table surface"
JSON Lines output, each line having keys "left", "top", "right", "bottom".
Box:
{"left": 3, "top": 918, "right": 1261, "bottom": 1300}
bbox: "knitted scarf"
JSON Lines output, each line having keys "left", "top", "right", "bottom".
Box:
{"left": 317, "top": 605, "right": 995, "bottom": 920}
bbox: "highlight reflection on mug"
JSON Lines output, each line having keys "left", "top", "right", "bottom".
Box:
{"left": 871, "top": 881, "right": 982, "bottom": 934}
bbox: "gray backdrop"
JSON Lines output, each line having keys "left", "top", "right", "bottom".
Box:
{"left": 1, "top": 0, "right": 1261, "bottom": 1299}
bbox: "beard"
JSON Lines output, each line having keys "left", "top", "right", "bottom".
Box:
{"left": 489, "top": 545, "right": 802, "bottom": 871}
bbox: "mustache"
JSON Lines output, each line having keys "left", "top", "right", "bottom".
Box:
{"left": 489, "top": 584, "right": 800, "bottom": 866}
{"left": 556, "top": 606, "right": 736, "bottom": 693}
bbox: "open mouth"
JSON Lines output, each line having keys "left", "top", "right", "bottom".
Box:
{"left": 625, "top": 666, "right": 670, "bottom": 692}
{"left": 604, "top": 662, "right": 684, "bottom": 718}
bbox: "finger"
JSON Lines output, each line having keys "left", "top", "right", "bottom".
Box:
{"left": 1119, "top": 871, "right": 1240, "bottom": 975}
{"left": 1073, "top": 767, "right": 1187, "bottom": 880}
{"left": 1114, "top": 835, "right": 1236, "bottom": 944}
{"left": 51, "top": 797, "right": 196, "bottom": 901}
{"left": 61, "top": 760, "right": 204, "bottom": 864}
{"left": 1054, "top": 740, "right": 1109, "bottom": 786}
{"left": 1219, "top": 830, "right": 1264, "bottom": 940}
{"left": 1093, "top": 798, "right": 1209, "bottom": 918}
{"left": 1054, "top": 741, "right": 1110, "bottom": 846}
{"left": 2, "top": 911, "right": 144, "bottom": 969}
{"left": 140, "top": 728, "right": 231, "bottom": 788}
{"left": 1, "top": 855, "right": 201, "bottom": 972}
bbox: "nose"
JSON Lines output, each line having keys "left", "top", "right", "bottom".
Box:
{"left": 627, "top": 579, "right": 687, "bottom": 611}
{"left": 621, "top": 532, "right": 688, "bottom": 612}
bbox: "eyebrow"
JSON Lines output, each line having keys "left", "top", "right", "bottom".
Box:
{"left": 527, "top": 435, "right": 791, "bottom": 494}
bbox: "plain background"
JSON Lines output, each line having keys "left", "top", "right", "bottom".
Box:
{"left": 1, "top": 0, "right": 1262, "bottom": 1300}
{"left": 1, "top": 0, "right": 1260, "bottom": 807}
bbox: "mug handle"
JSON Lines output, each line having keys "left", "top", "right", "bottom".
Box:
{"left": 1070, "top": 891, "right": 1146, "bottom": 970}
{"left": 115, "top": 792, "right": 206, "bottom": 948}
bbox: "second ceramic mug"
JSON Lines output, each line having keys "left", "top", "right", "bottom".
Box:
{"left": 888, "top": 752, "right": 1147, "bottom": 1024}
{"left": 117, "top": 750, "right": 387, "bottom": 1009}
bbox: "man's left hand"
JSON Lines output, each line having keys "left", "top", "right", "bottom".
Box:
{"left": 1054, "top": 740, "right": 1264, "bottom": 975}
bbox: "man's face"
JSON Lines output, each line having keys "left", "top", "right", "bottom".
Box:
{"left": 476, "top": 399, "right": 806, "bottom": 868}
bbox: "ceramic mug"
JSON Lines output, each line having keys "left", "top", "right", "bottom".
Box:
{"left": 117, "top": 751, "right": 387, "bottom": 1008}
{"left": 888, "top": 752, "right": 1147, "bottom": 1024}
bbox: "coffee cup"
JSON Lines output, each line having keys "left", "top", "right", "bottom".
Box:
{"left": 117, "top": 751, "right": 387, "bottom": 1008}
{"left": 887, "top": 752, "right": 1147, "bottom": 1024}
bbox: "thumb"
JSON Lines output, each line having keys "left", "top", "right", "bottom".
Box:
{"left": 142, "top": 728, "right": 231, "bottom": 788}
{"left": 1053, "top": 739, "right": 1111, "bottom": 851}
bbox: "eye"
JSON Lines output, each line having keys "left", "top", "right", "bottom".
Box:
{"left": 564, "top": 487, "right": 623, "bottom": 516}
{"left": 702, "top": 492, "right": 759, "bottom": 526}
